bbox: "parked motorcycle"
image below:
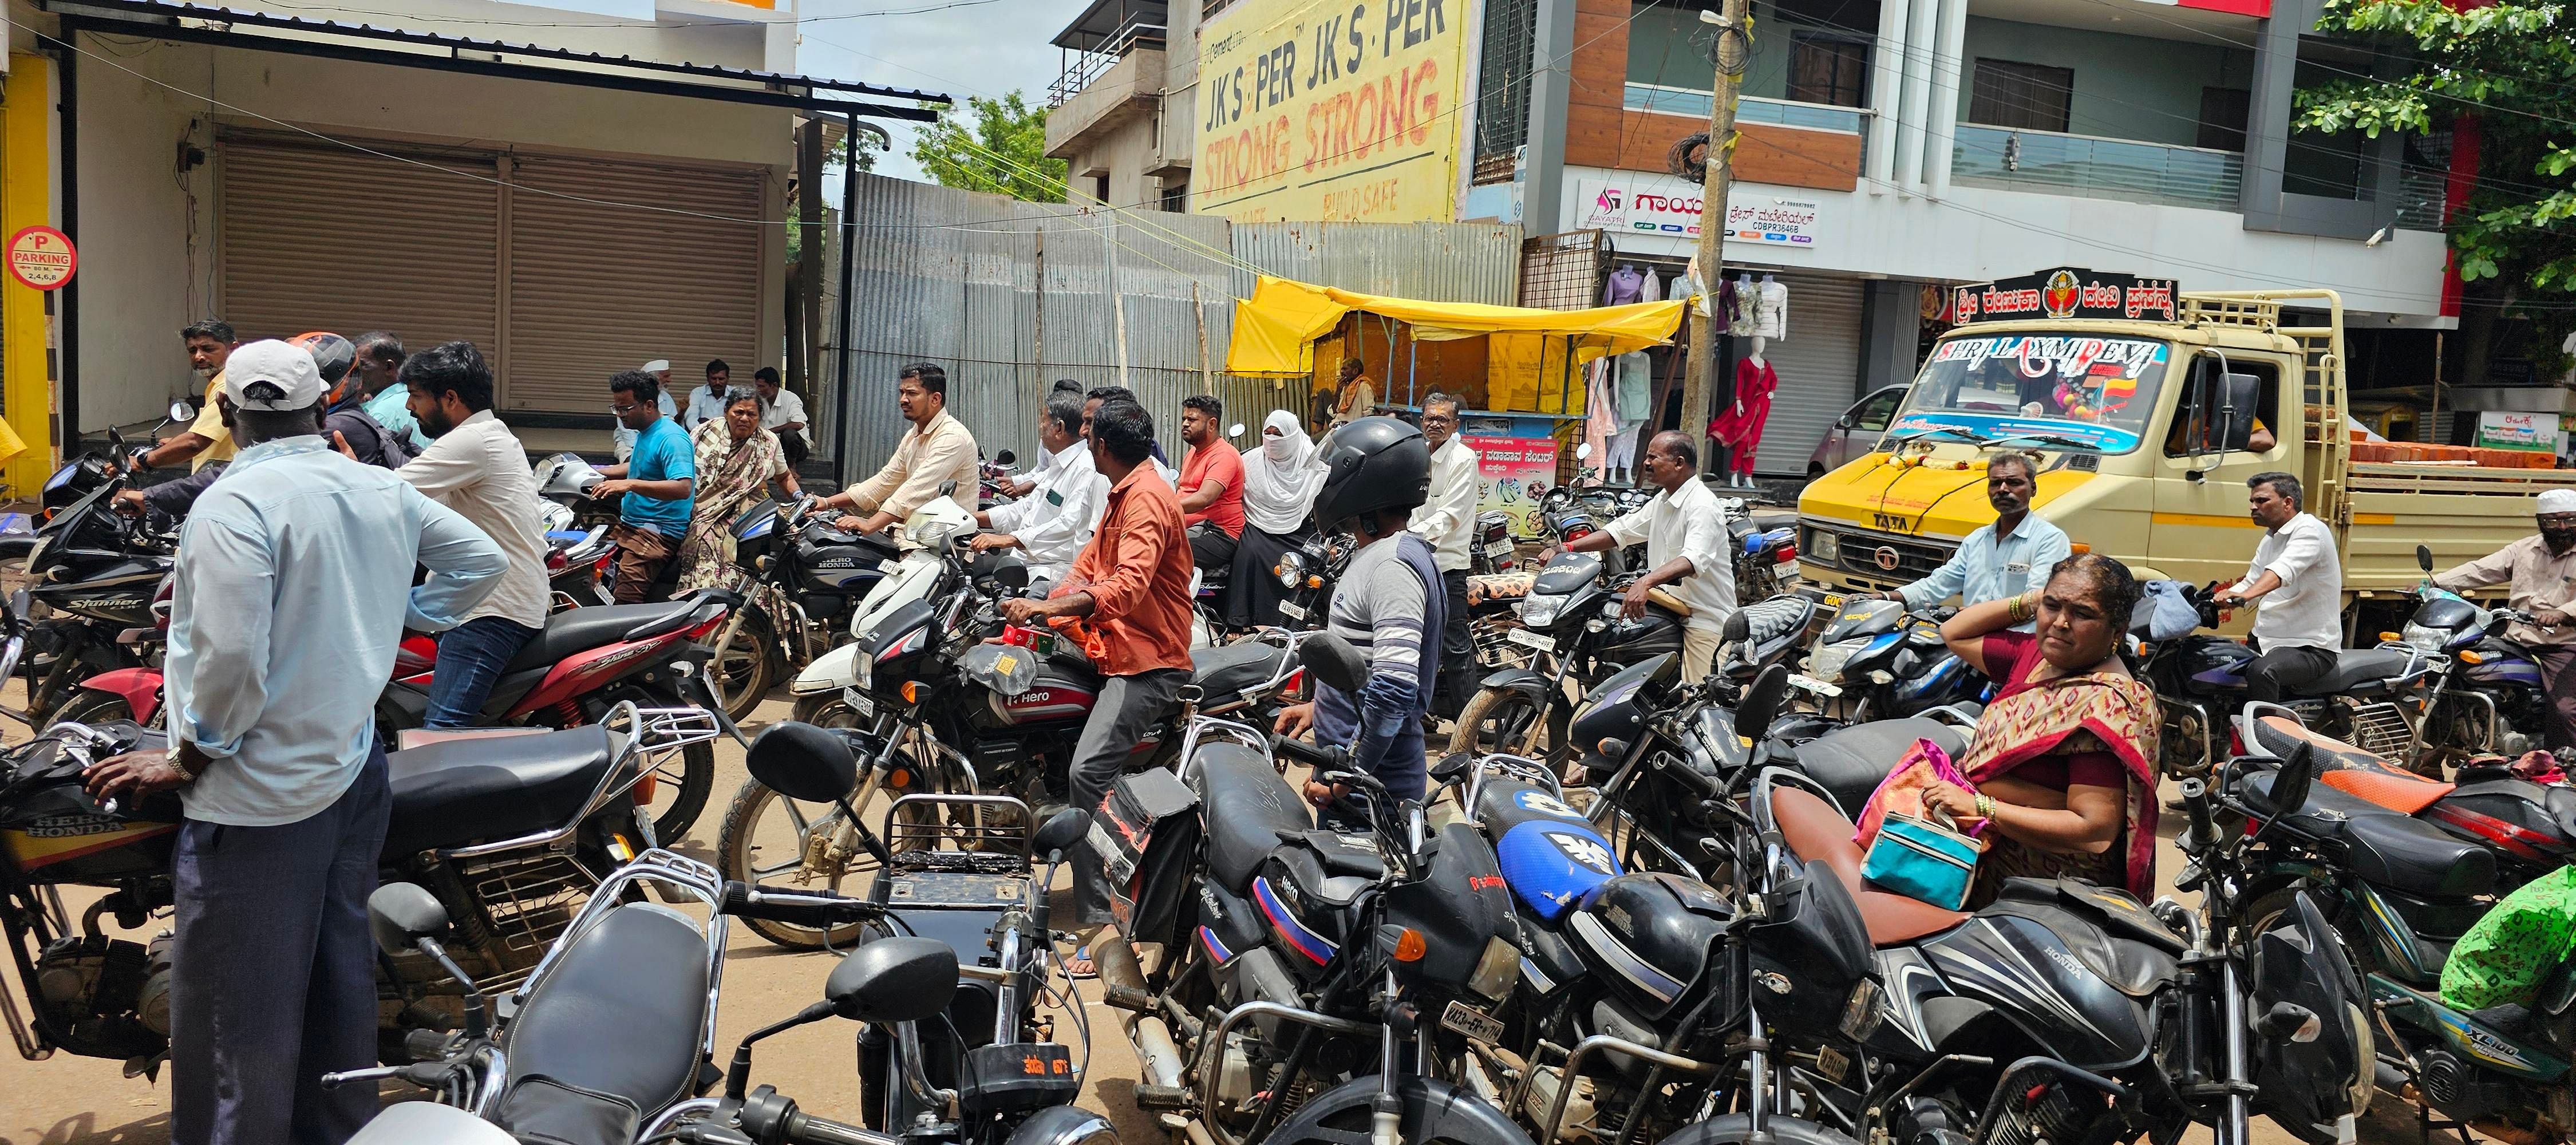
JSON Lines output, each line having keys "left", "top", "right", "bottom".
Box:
{"left": 2392, "top": 544, "right": 2551, "bottom": 772}
{"left": 697, "top": 495, "right": 898, "bottom": 720}
{"left": 1449, "top": 542, "right": 1684, "bottom": 765}
{"left": 16, "top": 461, "right": 178, "bottom": 721}
{"left": 1782, "top": 597, "right": 1986, "bottom": 722}
{"left": 1, "top": 698, "right": 709, "bottom": 1076}
{"left": 2138, "top": 579, "right": 2433, "bottom": 780}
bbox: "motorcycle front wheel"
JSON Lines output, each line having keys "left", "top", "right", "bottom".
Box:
{"left": 716, "top": 716, "right": 945, "bottom": 949}
{"left": 706, "top": 604, "right": 780, "bottom": 722}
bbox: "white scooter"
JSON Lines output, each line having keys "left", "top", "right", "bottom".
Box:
{"left": 783, "top": 491, "right": 979, "bottom": 712}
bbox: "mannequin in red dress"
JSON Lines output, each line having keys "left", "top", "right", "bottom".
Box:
{"left": 1708, "top": 346, "right": 1777, "bottom": 488}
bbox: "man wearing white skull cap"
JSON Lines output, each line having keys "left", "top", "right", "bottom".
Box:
{"left": 2434, "top": 488, "right": 2576, "bottom": 749}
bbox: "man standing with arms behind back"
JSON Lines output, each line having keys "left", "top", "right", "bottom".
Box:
{"left": 2435, "top": 489, "right": 2576, "bottom": 750}
{"left": 1559, "top": 431, "right": 1736, "bottom": 681}
{"left": 2217, "top": 471, "right": 2343, "bottom": 705}
{"left": 594, "top": 370, "right": 696, "bottom": 603}
{"left": 83, "top": 339, "right": 507, "bottom": 1145}
{"left": 398, "top": 341, "right": 552, "bottom": 728}
{"left": 1408, "top": 393, "right": 1480, "bottom": 717}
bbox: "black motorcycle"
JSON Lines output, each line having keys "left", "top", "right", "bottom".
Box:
{"left": 1450, "top": 543, "right": 1685, "bottom": 766}
{"left": 698, "top": 495, "right": 899, "bottom": 720}
{"left": 1781, "top": 597, "right": 1985, "bottom": 724}
{"left": 2391, "top": 544, "right": 2552, "bottom": 773}
{"left": 16, "top": 462, "right": 178, "bottom": 721}
{"left": 2138, "top": 579, "right": 2432, "bottom": 780}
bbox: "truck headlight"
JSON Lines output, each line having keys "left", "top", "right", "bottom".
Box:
{"left": 1808, "top": 530, "right": 1839, "bottom": 566}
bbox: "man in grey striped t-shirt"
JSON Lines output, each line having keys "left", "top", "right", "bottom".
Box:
{"left": 1273, "top": 418, "right": 1446, "bottom": 816}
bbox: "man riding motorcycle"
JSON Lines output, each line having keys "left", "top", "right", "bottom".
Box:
{"left": 816, "top": 362, "right": 975, "bottom": 536}
{"left": 2433, "top": 488, "right": 2576, "bottom": 751}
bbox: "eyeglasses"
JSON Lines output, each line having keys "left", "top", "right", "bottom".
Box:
{"left": 2542, "top": 514, "right": 2576, "bottom": 527}
{"left": 609, "top": 402, "right": 639, "bottom": 414}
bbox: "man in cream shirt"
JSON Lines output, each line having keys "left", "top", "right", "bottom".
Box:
{"left": 394, "top": 341, "right": 554, "bottom": 728}
{"left": 1407, "top": 392, "right": 1480, "bottom": 716}
{"left": 970, "top": 390, "right": 1105, "bottom": 587}
{"left": 819, "top": 362, "right": 978, "bottom": 535}
{"left": 1559, "top": 432, "right": 1737, "bottom": 681}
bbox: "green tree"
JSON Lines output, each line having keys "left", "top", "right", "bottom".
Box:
{"left": 910, "top": 92, "right": 1068, "bottom": 203}
{"left": 2297, "top": 0, "right": 2576, "bottom": 366}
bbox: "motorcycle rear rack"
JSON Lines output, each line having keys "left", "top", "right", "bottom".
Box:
{"left": 884, "top": 792, "right": 1035, "bottom": 860}
{"left": 437, "top": 701, "right": 704, "bottom": 862}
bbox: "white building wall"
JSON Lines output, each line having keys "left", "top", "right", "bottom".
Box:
{"left": 76, "top": 33, "right": 793, "bottom": 429}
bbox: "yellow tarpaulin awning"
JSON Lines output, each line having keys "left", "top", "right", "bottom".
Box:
{"left": 1225, "top": 276, "right": 1690, "bottom": 414}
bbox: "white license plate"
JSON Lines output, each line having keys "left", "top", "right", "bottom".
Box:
{"left": 841, "top": 687, "right": 876, "bottom": 718}
{"left": 1439, "top": 1000, "right": 1504, "bottom": 1043}
{"left": 1506, "top": 628, "right": 1555, "bottom": 653}
{"left": 1277, "top": 601, "right": 1307, "bottom": 621}
{"left": 1787, "top": 674, "right": 1843, "bottom": 698}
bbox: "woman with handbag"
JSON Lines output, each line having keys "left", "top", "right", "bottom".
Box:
{"left": 1863, "top": 552, "right": 2160, "bottom": 909}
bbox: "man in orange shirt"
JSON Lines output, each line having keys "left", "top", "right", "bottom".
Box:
{"left": 1000, "top": 397, "right": 1194, "bottom": 945}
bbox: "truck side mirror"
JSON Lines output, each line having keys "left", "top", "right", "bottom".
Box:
{"left": 2212, "top": 372, "right": 2262, "bottom": 453}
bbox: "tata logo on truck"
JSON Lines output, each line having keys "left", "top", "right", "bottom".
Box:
{"left": 1953, "top": 267, "right": 2181, "bottom": 325}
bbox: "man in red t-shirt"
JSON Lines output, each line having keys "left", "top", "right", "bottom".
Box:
{"left": 1178, "top": 394, "right": 1246, "bottom": 577}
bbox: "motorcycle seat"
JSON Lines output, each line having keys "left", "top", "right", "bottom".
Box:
{"left": 2250, "top": 716, "right": 2455, "bottom": 814}
{"left": 2239, "top": 770, "right": 2497, "bottom": 897}
{"left": 1471, "top": 778, "right": 1591, "bottom": 837}
{"left": 1188, "top": 743, "right": 1311, "bottom": 893}
{"left": 382, "top": 724, "right": 620, "bottom": 856}
{"left": 1768, "top": 787, "right": 1969, "bottom": 945}
{"left": 1792, "top": 718, "right": 1971, "bottom": 820}
{"left": 2294, "top": 647, "right": 2420, "bottom": 696}
{"left": 1191, "top": 642, "right": 1286, "bottom": 700}
{"left": 496, "top": 903, "right": 712, "bottom": 1145}
{"left": 505, "top": 600, "right": 700, "bottom": 672}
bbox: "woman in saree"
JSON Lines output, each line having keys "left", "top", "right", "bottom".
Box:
{"left": 675, "top": 389, "right": 801, "bottom": 593}
{"left": 1913, "top": 551, "right": 2161, "bottom": 906}
{"left": 1227, "top": 409, "right": 1326, "bottom": 627}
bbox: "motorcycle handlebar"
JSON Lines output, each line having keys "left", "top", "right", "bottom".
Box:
{"left": 1271, "top": 734, "right": 1346, "bottom": 772}
{"left": 718, "top": 882, "right": 887, "bottom": 927}
{"left": 780, "top": 1111, "right": 883, "bottom": 1145}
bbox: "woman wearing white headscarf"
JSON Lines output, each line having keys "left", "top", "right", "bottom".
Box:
{"left": 1227, "top": 409, "right": 1326, "bottom": 627}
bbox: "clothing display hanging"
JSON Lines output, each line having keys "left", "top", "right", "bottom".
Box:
{"left": 1729, "top": 273, "right": 1761, "bottom": 337}
{"left": 1710, "top": 357, "right": 1778, "bottom": 479}
{"left": 1755, "top": 274, "right": 1788, "bottom": 341}
{"left": 1604, "top": 264, "right": 1649, "bottom": 306}
{"left": 1639, "top": 271, "right": 1664, "bottom": 302}
{"left": 1608, "top": 352, "right": 1653, "bottom": 472}
{"left": 1583, "top": 357, "right": 1617, "bottom": 464}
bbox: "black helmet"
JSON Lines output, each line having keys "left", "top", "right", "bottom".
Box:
{"left": 1310, "top": 416, "right": 1430, "bottom": 528}
{"left": 288, "top": 331, "right": 356, "bottom": 388}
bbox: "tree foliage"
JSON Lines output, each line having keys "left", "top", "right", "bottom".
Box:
{"left": 2296, "top": 0, "right": 2576, "bottom": 303}
{"left": 910, "top": 92, "right": 1068, "bottom": 203}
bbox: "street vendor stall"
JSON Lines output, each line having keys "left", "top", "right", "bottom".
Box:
{"left": 1227, "top": 275, "right": 1688, "bottom": 535}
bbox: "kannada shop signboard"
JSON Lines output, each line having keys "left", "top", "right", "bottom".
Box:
{"left": 2476, "top": 411, "right": 2557, "bottom": 453}
{"left": 1192, "top": 0, "right": 1468, "bottom": 223}
{"left": 1951, "top": 267, "right": 2179, "bottom": 325}
{"left": 1464, "top": 434, "right": 1558, "bottom": 534}
{"left": 1570, "top": 177, "right": 1824, "bottom": 250}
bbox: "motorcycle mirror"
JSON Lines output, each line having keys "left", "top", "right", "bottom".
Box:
{"left": 1576, "top": 443, "right": 1594, "bottom": 460}
{"left": 1737, "top": 664, "right": 1792, "bottom": 737}
{"left": 168, "top": 400, "right": 196, "bottom": 424}
{"left": 938, "top": 479, "right": 960, "bottom": 499}
{"left": 2416, "top": 543, "right": 2434, "bottom": 574}
{"left": 1228, "top": 422, "right": 1245, "bottom": 439}
{"left": 1430, "top": 752, "right": 1477, "bottom": 785}
{"left": 745, "top": 722, "right": 860, "bottom": 804}
{"left": 994, "top": 449, "right": 1017, "bottom": 467}
{"left": 825, "top": 936, "right": 960, "bottom": 1024}
{"left": 1033, "top": 807, "right": 1089, "bottom": 858}
{"left": 2267, "top": 741, "right": 2319, "bottom": 820}
{"left": 1297, "top": 631, "right": 1370, "bottom": 695}
{"left": 367, "top": 883, "right": 453, "bottom": 955}
{"left": 2254, "top": 1000, "right": 2322, "bottom": 1043}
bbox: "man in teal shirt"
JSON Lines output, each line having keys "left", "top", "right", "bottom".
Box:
{"left": 595, "top": 369, "right": 694, "bottom": 603}
{"left": 354, "top": 331, "right": 429, "bottom": 450}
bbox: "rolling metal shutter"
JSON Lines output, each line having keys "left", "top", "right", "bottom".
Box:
{"left": 1744, "top": 272, "right": 1863, "bottom": 475}
{"left": 219, "top": 138, "right": 502, "bottom": 352}
{"left": 504, "top": 154, "right": 764, "bottom": 413}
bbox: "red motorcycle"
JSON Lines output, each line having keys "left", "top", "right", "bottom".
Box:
{"left": 61, "top": 591, "right": 740, "bottom": 844}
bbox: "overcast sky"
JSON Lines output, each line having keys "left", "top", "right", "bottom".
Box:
{"left": 797, "top": 0, "right": 1070, "bottom": 190}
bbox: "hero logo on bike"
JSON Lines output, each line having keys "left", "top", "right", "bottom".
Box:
{"left": 1547, "top": 831, "right": 1617, "bottom": 874}
{"left": 1514, "top": 789, "right": 1582, "bottom": 818}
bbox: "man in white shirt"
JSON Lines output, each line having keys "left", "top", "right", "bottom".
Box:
{"left": 753, "top": 366, "right": 809, "bottom": 469}
{"left": 970, "top": 392, "right": 1104, "bottom": 587}
{"left": 682, "top": 360, "right": 733, "bottom": 431}
{"left": 1559, "top": 431, "right": 1737, "bottom": 681}
{"left": 396, "top": 341, "right": 555, "bottom": 727}
{"left": 2217, "top": 471, "right": 2344, "bottom": 704}
{"left": 1408, "top": 393, "right": 1480, "bottom": 715}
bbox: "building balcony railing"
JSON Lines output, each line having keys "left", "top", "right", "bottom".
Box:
{"left": 1048, "top": 17, "right": 1165, "bottom": 107}
{"left": 1625, "top": 84, "right": 1870, "bottom": 136}
{"left": 1951, "top": 123, "right": 2242, "bottom": 211}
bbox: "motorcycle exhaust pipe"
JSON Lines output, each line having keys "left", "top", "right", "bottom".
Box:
{"left": 1133, "top": 1013, "right": 1220, "bottom": 1145}
{"left": 1093, "top": 935, "right": 1154, "bottom": 1013}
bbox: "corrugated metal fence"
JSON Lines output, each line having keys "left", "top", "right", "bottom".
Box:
{"left": 832, "top": 174, "right": 1520, "bottom": 477}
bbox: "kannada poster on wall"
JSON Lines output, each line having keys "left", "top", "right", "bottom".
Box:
{"left": 2476, "top": 410, "right": 2557, "bottom": 452}
{"left": 1192, "top": 0, "right": 1468, "bottom": 223}
{"left": 1464, "top": 434, "right": 1559, "bottom": 535}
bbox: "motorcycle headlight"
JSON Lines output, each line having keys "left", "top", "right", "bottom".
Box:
{"left": 1469, "top": 935, "right": 1518, "bottom": 1001}
{"left": 853, "top": 650, "right": 873, "bottom": 690}
{"left": 1276, "top": 549, "right": 1309, "bottom": 589}
{"left": 1808, "top": 530, "right": 1839, "bottom": 566}
{"left": 1808, "top": 635, "right": 1873, "bottom": 681}
{"left": 2401, "top": 623, "right": 2447, "bottom": 653}
{"left": 1520, "top": 594, "right": 1566, "bottom": 628}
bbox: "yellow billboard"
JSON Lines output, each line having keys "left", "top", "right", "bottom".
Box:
{"left": 1191, "top": 0, "right": 1466, "bottom": 223}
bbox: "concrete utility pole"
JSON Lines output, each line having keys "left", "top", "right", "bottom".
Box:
{"left": 1678, "top": 0, "right": 1752, "bottom": 450}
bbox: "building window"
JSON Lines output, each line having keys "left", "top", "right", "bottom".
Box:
{"left": 1472, "top": 0, "right": 1539, "bottom": 184}
{"left": 1787, "top": 33, "right": 1868, "bottom": 108}
{"left": 2196, "top": 87, "right": 2249, "bottom": 152}
{"left": 1161, "top": 177, "right": 1189, "bottom": 212}
{"left": 1969, "top": 58, "right": 2073, "bottom": 133}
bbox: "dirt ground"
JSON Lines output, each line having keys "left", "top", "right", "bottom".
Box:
{"left": 0, "top": 694, "right": 2485, "bottom": 1145}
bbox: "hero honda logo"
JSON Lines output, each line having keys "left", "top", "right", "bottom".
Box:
{"left": 1547, "top": 831, "right": 1617, "bottom": 874}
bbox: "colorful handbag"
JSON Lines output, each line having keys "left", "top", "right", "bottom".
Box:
{"left": 1860, "top": 807, "right": 1985, "bottom": 911}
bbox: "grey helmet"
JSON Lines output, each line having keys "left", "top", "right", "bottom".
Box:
{"left": 1310, "top": 416, "right": 1432, "bottom": 530}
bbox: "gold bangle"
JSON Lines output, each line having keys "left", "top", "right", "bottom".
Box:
{"left": 1974, "top": 793, "right": 1996, "bottom": 819}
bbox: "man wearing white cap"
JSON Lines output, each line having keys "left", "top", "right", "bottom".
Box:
{"left": 611, "top": 358, "right": 681, "bottom": 461}
{"left": 81, "top": 338, "right": 508, "bottom": 1145}
{"left": 2435, "top": 489, "right": 2576, "bottom": 749}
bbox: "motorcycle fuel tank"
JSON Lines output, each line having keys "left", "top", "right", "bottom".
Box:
{"left": 1916, "top": 909, "right": 2158, "bottom": 1069}
{"left": 1, "top": 736, "right": 183, "bottom": 883}
{"left": 1568, "top": 872, "right": 1735, "bottom": 1021}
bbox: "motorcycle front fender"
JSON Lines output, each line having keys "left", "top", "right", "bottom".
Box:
{"left": 791, "top": 641, "right": 861, "bottom": 696}
{"left": 1476, "top": 668, "right": 1550, "bottom": 704}
{"left": 1266, "top": 1075, "right": 1534, "bottom": 1145}
{"left": 78, "top": 666, "right": 164, "bottom": 724}
{"left": 1000, "top": 1104, "right": 1117, "bottom": 1145}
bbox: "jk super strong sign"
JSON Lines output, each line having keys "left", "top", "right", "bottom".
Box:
{"left": 1192, "top": 0, "right": 1467, "bottom": 223}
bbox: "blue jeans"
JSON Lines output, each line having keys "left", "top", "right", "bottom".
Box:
{"left": 425, "top": 615, "right": 540, "bottom": 728}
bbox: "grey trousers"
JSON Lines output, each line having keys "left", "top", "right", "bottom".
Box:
{"left": 1069, "top": 668, "right": 1188, "bottom": 927}
{"left": 171, "top": 747, "right": 389, "bottom": 1145}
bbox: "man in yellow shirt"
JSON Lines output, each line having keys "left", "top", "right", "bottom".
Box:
{"left": 131, "top": 319, "right": 241, "bottom": 473}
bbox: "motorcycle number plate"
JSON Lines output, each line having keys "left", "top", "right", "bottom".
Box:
{"left": 1278, "top": 601, "right": 1307, "bottom": 621}
{"left": 842, "top": 687, "right": 876, "bottom": 718}
{"left": 1788, "top": 674, "right": 1844, "bottom": 698}
{"left": 1507, "top": 628, "right": 1556, "bottom": 653}
{"left": 1440, "top": 1000, "right": 1504, "bottom": 1043}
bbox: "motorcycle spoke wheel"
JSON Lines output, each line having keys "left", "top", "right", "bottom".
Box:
{"left": 1450, "top": 686, "right": 1555, "bottom": 762}
{"left": 717, "top": 748, "right": 941, "bottom": 950}
{"left": 708, "top": 607, "right": 779, "bottom": 722}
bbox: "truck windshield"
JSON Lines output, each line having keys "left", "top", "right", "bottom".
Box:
{"left": 1887, "top": 333, "right": 2175, "bottom": 455}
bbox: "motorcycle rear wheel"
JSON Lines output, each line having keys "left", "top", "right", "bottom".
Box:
{"left": 48, "top": 689, "right": 143, "bottom": 731}
{"left": 1449, "top": 684, "right": 1560, "bottom": 765}
{"left": 598, "top": 683, "right": 717, "bottom": 843}
{"left": 716, "top": 717, "right": 944, "bottom": 949}
{"left": 707, "top": 605, "right": 779, "bottom": 722}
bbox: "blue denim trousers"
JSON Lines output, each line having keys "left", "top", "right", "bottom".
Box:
{"left": 425, "top": 615, "right": 542, "bottom": 728}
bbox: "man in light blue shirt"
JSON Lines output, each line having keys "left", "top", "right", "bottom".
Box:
{"left": 85, "top": 339, "right": 506, "bottom": 1145}
{"left": 1878, "top": 452, "right": 2070, "bottom": 621}
{"left": 354, "top": 330, "right": 430, "bottom": 450}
